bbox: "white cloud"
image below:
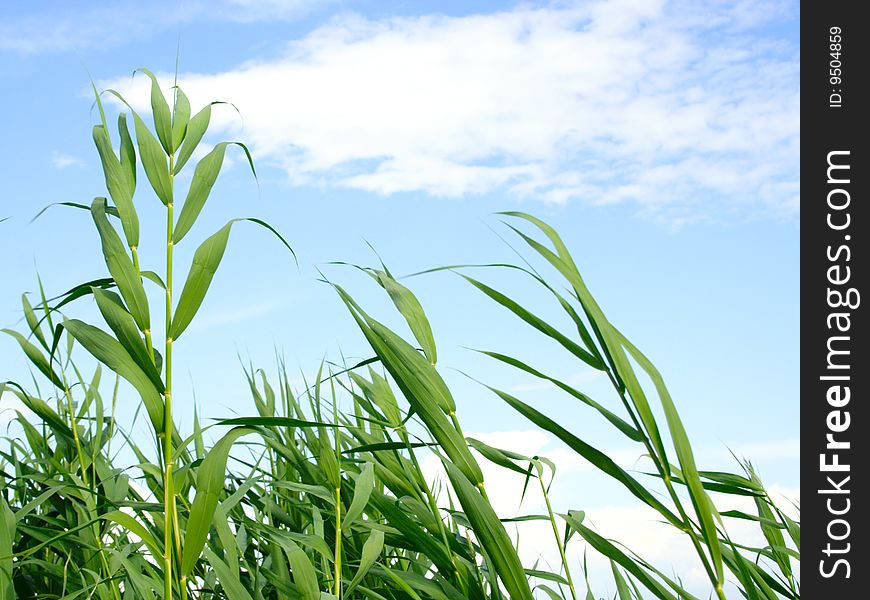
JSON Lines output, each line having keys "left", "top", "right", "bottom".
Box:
{"left": 51, "top": 151, "right": 83, "bottom": 169}
{"left": 102, "top": 0, "right": 798, "bottom": 225}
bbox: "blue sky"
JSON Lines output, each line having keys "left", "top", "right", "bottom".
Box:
{"left": 0, "top": 0, "right": 798, "bottom": 590}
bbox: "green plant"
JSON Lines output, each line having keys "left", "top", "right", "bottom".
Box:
{"left": 1, "top": 68, "right": 798, "bottom": 600}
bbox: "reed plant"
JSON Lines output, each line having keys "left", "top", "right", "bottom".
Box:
{"left": 1, "top": 69, "right": 798, "bottom": 599}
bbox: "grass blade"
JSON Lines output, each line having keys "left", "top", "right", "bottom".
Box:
{"left": 63, "top": 318, "right": 164, "bottom": 432}
{"left": 136, "top": 68, "right": 173, "bottom": 154}
{"left": 443, "top": 459, "right": 534, "bottom": 600}
{"left": 91, "top": 197, "right": 150, "bottom": 332}
{"left": 181, "top": 426, "right": 255, "bottom": 577}
{"left": 345, "top": 529, "right": 384, "bottom": 596}
{"left": 173, "top": 142, "right": 256, "bottom": 245}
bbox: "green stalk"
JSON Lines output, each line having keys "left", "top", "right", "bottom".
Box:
{"left": 333, "top": 484, "right": 342, "bottom": 597}
{"left": 537, "top": 467, "right": 578, "bottom": 600}
{"left": 332, "top": 397, "right": 342, "bottom": 598}
{"left": 163, "top": 154, "right": 177, "bottom": 600}
{"left": 60, "top": 376, "right": 88, "bottom": 490}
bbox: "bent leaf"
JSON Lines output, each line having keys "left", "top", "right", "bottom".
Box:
{"left": 182, "top": 426, "right": 255, "bottom": 577}
{"left": 171, "top": 218, "right": 293, "bottom": 340}
{"left": 91, "top": 197, "right": 150, "bottom": 332}
{"left": 173, "top": 142, "right": 256, "bottom": 244}
{"left": 63, "top": 318, "right": 164, "bottom": 432}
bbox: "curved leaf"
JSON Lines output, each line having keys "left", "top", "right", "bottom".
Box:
{"left": 172, "top": 86, "right": 191, "bottom": 150}
{"left": 135, "top": 68, "right": 173, "bottom": 154}
{"left": 92, "top": 125, "right": 138, "bottom": 247}
{"left": 171, "top": 218, "right": 293, "bottom": 340}
{"left": 91, "top": 197, "right": 150, "bottom": 332}
{"left": 173, "top": 142, "right": 256, "bottom": 244}
{"left": 443, "top": 459, "right": 533, "bottom": 600}
{"left": 181, "top": 426, "right": 255, "bottom": 577}
{"left": 175, "top": 103, "right": 211, "bottom": 174}
{"left": 92, "top": 288, "right": 161, "bottom": 390}
{"left": 63, "top": 318, "right": 164, "bottom": 432}
{"left": 344, "top": 529, "right": 384, "bottom": 596}
{"left": 131, "top": 111, "right": 172, "bottom": 205}
{"left": 1, "top": 329, "right": 64, "bottom": 387}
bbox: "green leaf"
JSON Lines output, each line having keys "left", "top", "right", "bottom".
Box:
{"left": 1, "top": 329, "right": 64, "bottom": 387}
{"left": 31, "top": 201, "right": 120, "bottom": 224}
{"left": 102, "top": 510, "right": 162, "bottom": 560}
{"left": 611, "top": 562, "right": 632, "bottom": 600}
{"left": 21, "top": 294, "right": 47, "bottom": 348}
{"left": 500, "top": 213, "right": 669, "bottom": 469}
{"left": 170, "top": 222, "right": 233, "bottom": 340}
{"left": 563, "top": 514, "right": 679, "bottom": 600}
{"left": 63, "top": 318, "right": 164, "bottom": 432}
{"left": 443, "top": 459, "right": 534, "bottom": 600}
{"left": 182, "top": 426, "right": 255, "bottom": 577}
{"left": 172, "top": 86, "right": 191, "bottom": 150}
{"left": 92, "top": 124, "right": 139, "bottom": 247}
{"left": 369, "top": 269, "right": 437, "bottom": 364}
{"left": 0, "top": 498, "right": 15, "bottom": 600}
{"left": 136, "top": 68, "right": 173, "bottom": 154}
{"left": 478, "top": 350, "right": 642, "bottom": 441}
{"left": 616, "top": 328, "right": 723, "bottom": 586}
{"left": 487, "top": 384, "right": 683, "bottom": 528}
{"left": 283, "top": 539, "right": 320, "bottom": 600}
{"left": 466, "top": 437, "right": 531, "bottom": 475}
{"left": 342, "top": 462, "right": 374, "bottom": 531}
{"left": 131, "top": 111, "right": 172, "bottom": 205}
{"left": 175, "top": 103, "right": 211, "bottom": 173}
{"left": 3, "top": 383, "right": 72, "bottom": 440}
{"left": 91, "top": 197, "right": 150, "bottom": 332}
{"left": 91, "top": 288, "right": 161, "bottom": 390}
{"left": 461, "top": 274, "right": 601, "bottom": 370}
{"left": 204, "top": 547, "right": 255, "bottom": 600}
{"left": 334, "top": 285, "right": 483, "bottom": 486}
{"left": 171, "top": 218, "right": 293, "bottom": 340}
{"left": 345, "top": 529, "right": 384, "bottom": 596}
{"left": 173, "top": 142, "right": 256, "bottom": 244}
{"left": 118, "top": 113, "right": 137, "bottom": 194}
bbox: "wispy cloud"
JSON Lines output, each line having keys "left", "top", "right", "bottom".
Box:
{"left": 188, "top": 299, "right": 286, "bottom": 332}
{"left": 51, "top": 151, "right": 84, "bottom": 169}
{"left": 508, "top": 369, "right": 605, "bottom": 393}
{"left": 0, "top": 0, "right": 326, "bottom": 54}
{"left": 103, "top": 0, "right": 798, "bottom": 225}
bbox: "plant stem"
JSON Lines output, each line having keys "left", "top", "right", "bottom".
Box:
{"left": 538, "top": 469, "right": 578, "bottom": 600}
{"left": 333, "top": 394, "right": 342, "bottom": 598}
{"left": 163, "top": 154, "right": 176, "bottom": 600}
{"left": 333, "top": 484, "right": 342, "bottom": 598}
{"left": 61, "top": 377, "right": 88, "bottom": 490}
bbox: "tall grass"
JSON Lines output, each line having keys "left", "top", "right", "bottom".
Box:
{"left": 1, "top": 71, "right": 798, "bottom": 599}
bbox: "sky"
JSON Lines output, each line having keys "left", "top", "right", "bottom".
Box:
{"left": 0, "top": 0, "right": 799, "bottom": 595}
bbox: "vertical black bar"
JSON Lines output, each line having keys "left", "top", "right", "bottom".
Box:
{"left": 803, "top": 3, "right": 868, "bottom": 597}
